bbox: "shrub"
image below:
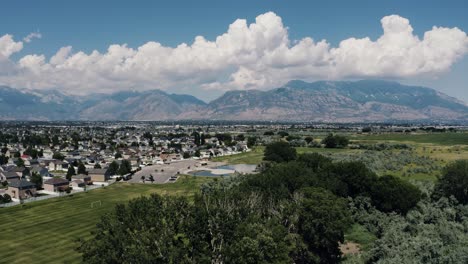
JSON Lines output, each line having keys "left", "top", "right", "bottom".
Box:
{"left": 370, "top": 175, "right": 422, "bottom": 214}
{"left": 263, "top": 142, "right": 297, "bottom": 163}
{"left": 321, "top": 134, "right": 349, "bottom": 148}
{"left": 434, "top": 160, "right": 468, "bottom": 204}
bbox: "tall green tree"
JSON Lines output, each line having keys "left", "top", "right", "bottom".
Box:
{"left": 30, "top": 172, "right": 43, "bottom": 189}
{"left": 434, "top": 160, "right": 468, "bottom": 204}
{"left": 106, "top": 161, "right": 119, "bottom": 176}
{"left": 78, "top": 163, "right": 87, "bottom": 175}
{"left": 263, "top": 142, "right": 297, "bottom": 163}
{"left": 118, "top": 160, "right": 132, "bottom": 175}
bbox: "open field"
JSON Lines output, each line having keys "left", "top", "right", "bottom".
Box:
{"left": 212, "top": 146, "right": 266, "bottom": 164}
{"left": 352, "top": 132, "right": 468, "bottom": 145}
{"left": 0, "top": 176, "right": 212, "bottom": 264}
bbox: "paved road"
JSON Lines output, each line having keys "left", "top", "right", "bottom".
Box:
{"left": 129, "top": 160, "right": 224, "bottom": 184}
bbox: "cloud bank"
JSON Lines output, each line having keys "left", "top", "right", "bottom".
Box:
{"left": 0, "top": 12, "right": 467, "bottom": 96}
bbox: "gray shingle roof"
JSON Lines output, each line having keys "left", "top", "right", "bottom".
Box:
{"left": 9, "top": 179, "right": 36, "bottom": 189}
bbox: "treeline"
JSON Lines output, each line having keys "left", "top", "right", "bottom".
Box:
{"left": 78, "top": 142, "right": 432, "bottom": 263}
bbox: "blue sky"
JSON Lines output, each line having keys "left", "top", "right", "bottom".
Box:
{"left": 0, "top": 0, "right": 467, "bottom": 101}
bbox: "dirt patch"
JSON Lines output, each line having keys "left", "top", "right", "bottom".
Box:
{"left": 340, "top": 241, "right": 361, "bottom": 255}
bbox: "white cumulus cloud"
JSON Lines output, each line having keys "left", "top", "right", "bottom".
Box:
{"left": 0, "top": 12, "right": 466, "bottom": 96}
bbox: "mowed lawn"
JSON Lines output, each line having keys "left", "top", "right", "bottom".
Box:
{"left": 0, "top": 176, "right": 212, "bottom": 264}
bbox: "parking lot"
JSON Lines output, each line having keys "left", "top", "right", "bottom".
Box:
{"left": 129, "top": 160, "right": 224, "bottom": 184}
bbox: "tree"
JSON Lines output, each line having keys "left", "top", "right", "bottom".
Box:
{"left": 15, "top": 157, "right": 24, "bottom": 167}
{"left": 321, "top": 134, "right": 349, "bottom": 148}
{"left": 30, "top": 172, "right": 43, "bottom": 189}
{"left": 107, "top": 161, "right": 119, "bottom": 176}
{"left": 0, "top": 155, "right": 8, "bottom": 165}
{"left": 304, "top": 136, "right": 314, "bottom": 144}
{"left": 149, "top": 175, "right": 154, "bottom": 183}
{"left": 247, "top": 137, "right": 257, "bottom": 148}
{"left": 434, "top": 160, "right": 468, "bottom": 204}
{"left": 66, "top": 166, "right": 76, "bottom": 180}
{"left": 183, "top": 152, "right": 190, "bottom": 159}
{"left": 263, "top": 142, "right": 297, "bottom": 163}
{"left": 298, "top": 187, "right": 351, "bottom": 263}
{"left": 78, "top": 163, "right": 87, "bottom": 175}
{"left": 118, "top": 160, "right": 132, "bottom": 176}
{"left": 53, "top": 152, "right": 65, "bottom": 160}
{"left": 94, "top": 163, "right": 102, "bottom": 169}
{"left": 3, "top": 194, "right": 12, "bottom": 203}
{"left": 141, "top": 175, "right": 146, "bottom": 183}
{"left": 114, "top": 152, "right": 122, "bottom": 159}
{"left": 370, "top": 175, "right": 422, "bottom": 214}
{"left": 277, "top": 131, "right": 289, "bottom": 138}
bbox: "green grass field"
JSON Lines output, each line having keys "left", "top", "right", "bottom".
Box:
{"left": 212, "top": 146, "right": 266, "bottom": 164}
{"left": 0, "top": 176, "right": 212, "bottom": 264}
{"left": 352, "top": 132, "right": 468, "bottom": 145}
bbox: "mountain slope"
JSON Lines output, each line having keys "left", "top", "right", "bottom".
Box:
{"left": 204, "top": 80, "right": 468, "bottom": 122}
{"left": 0, "top": 80, "right": 466, "bottom": 122}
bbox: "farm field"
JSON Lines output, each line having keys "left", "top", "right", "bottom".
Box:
{"left": 215, "top": 132, "right": 468, "bottom": 182}
{"left": 351, "top": 132, "right": 468, "bottom": 145}
{"left": 0, "top": 176, "right": 212, "bottom": 264}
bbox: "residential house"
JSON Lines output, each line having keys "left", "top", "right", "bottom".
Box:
{"left": 0, "top": 171, "right": 20, "bottom": 182}
{"left": 71, "top": 174, "right": 92, "bottom": 185}
{"left": 43, "top": 178, "right": 70, "bottom": 192}
{"left": 6, "top": 179, "right": 37, "bottom": 200}
{"left": 88, "top": 168, "right": 110, "bottom": 182}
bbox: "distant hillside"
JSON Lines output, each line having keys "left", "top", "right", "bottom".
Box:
{"left": 204, "top": 80, "right": 468, "bottom": 122}
{"left": 0, "top": 80, "right": 466, "bottom": 122}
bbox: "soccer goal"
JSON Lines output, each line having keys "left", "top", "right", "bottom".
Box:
{"left": 90, "top": 200, "right": 102, "bottom": 208}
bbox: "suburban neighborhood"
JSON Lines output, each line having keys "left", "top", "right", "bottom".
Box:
{"left": 0, "top": 122, "right": 253, "bottom": 206}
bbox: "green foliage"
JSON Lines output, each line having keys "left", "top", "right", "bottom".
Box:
{"left": 30, "top": 172, "right": 43, "bottom": 189}
{"left": 0, "top": 155, "right": 8, "bottom": 165}
{"left": 247, "top": 136, "right": 257, "bottom": 148}
{"left": 66, "top": 166, "right": 76, "bottom": 180}
{"left": 322, "top": 134, "right": 349, "bottom": 148}
{"left": 107, "top": 161, "right": 119, "bottom": 176}
{"left": 277, "top": 131, "right": 289, "bottom": 138}
{"left": 434, "top": 160, "right": 468, "bottom": 204}
{"left": 52, "top": 152, "right": 65, "bottom": 160}
{"left": 263, "top": 142, "right": 297, "bottom": 163}
{"left": 94, "top": 163, "right": 102, "bottom": 169}
{"left": 299, "top": 187, "right": 351, "bottom": 263}
{"left": 15, "top": 157, "right": 24, "bottom": 167}
{"left": 77, "top": 163, "right": 87, "bottom": 175}
{"left": 3, "top": 193, "right": 12, "bottom": 203}
{"left": 349, "top": 195, "right": 468, "bottom": 263}
{"left": 118, "top": 160, "right": 132, "bottom": 176}
{"left": 371, "top": 175, "right": 422, "bottom": 214}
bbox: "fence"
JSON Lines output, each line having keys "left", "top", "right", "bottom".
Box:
{"left": 0, "top": 180, "right": 116, "bottom": 208}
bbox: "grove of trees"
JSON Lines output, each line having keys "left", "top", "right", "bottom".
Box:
{"left": 78, "top": 141, "right": 439, "bottom": 263}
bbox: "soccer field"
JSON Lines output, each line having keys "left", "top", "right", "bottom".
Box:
{"left": 0, "top": 176, "right": 212, "bottom": 264}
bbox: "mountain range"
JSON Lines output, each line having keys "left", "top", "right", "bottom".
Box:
{"left": 0, "top": 80, "right": 467, "bottom": 122}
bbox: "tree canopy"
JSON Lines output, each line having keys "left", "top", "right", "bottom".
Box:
{"left": 263, "top": 142, "right": 297, "bottom": 163}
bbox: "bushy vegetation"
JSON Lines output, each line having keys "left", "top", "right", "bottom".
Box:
{"left": 322, "top": 134, "right": 349, "bottom": 148}
{"left": 321, "top": 150, "right": 438, "bottom": 178}
{"left": 263, "top": 141, "right": 297, "bottom": 163}
{"left": 79, "top": 143, "right": 426, "bottom": 263}
{"left": 433, "top": 160, "right": 468, "bottom": 204}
